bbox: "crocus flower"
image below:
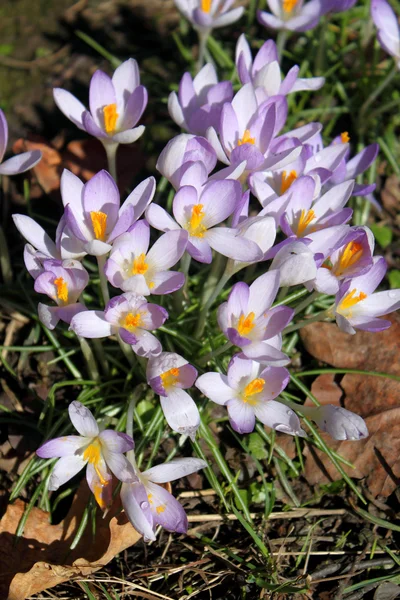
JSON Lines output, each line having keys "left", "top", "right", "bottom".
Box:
{"left": 147, "top": 352, "right": 200, "bottom": 439}
{"left": 330, "top": 0, "right": 357, "bottom": 11}
{"left": 34, "top": 259, "right": 89, "bottom": 329}
{"left": 333, "top": 256, "right": 400, "bottom": 334}
{"left": 0, "top": 109, "right": 41, "bottom": 175}
{"left": 371, "top": 0, "right": 400, "bottom": 68}
{"left": 196, "top": 355, "right": 305, "bottom": 435}
{"left": 306, "top": 405, "right": 368, "bottom": 440}
{"left": 217, "top": 270, "right": 294, "bottom": 365}
{"left": 168, "top": 64, "right": 233, "bottom": 136}
{"left": 270, "top": 239, "right": 318, "bottom": 287}
{"left": 236, "top": 35, "right": 324, "bottom": 101}
{"left": 311, "top": 226, "right": 374, "bottom": 295}
{"left": 174, "top": 0, "right": 244, "bottom": 32}
{"left": 146, "top": 180, "right": 262, "bottom": 264}
{"left": 53, "top": 59, "right": 147, "bottom": 145}
{"left": 258, "top": 0, "right": 334, "bottom": 32}
{"left": 105, "top": 221, "right": 188, "bottom": 295}
{"left": 60, "top": 169, "right": 155, "bottom": 257}
{"left": 36, "top": 401, "right": 136, "bottom": 509}
{"left": 156, "top": 134, "right": 217, "bottom": 190}
{"left": 70, "top": 292, "right": 167, "bottom": 358}
{"left": 121, "top": 457, "right": 207, "bottom": 542}
{"left": 13, "top": 214, "right": 63, "bottom": 277}
{"left": 326, "top": 140, "right": 379, "bottom": 198}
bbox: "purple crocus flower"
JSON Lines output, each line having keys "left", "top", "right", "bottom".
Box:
{"left": 206, "top": 85, "right": 302, "bottom": 177}
{"left": 0, "top": 109, "right": 41, "bottom": 175}
{"left": 60, "top": 169, "right": 155, "bottom": 257}
{"left": 311, "top": 226, "right": 375, "bottom": 295}
{"left": 156, "top": 134, "right": 217, "bottom": 190}
{"left": 330, "top": 0, "right": 357, "bottom": 11}
{"left": 121, "top": 457, "right": 207, "bottom": 542}
{"left": 147, "top": 352, "right": 200, "bottom": 439}
{"left": 196, "top": 355, "right": 304, "bottom": 435}
{"left": 217, "top": 270, "right": 294, "bottom": 365}
{"left": 13, "top": 214, "right": 62, "bottom": 276}
{"left": 36, "top": 401, "right": 136, "bottom": 510}
{"left": 168, "top": 64, "right": 233, "bottom": 136}
{"left": 371, "top": 0, "right": 400, "bottom": 68}
{"left": 173, "top": 0, "right": 244, "bottom": 32}
{"left": 333, "top": 256, "right": 400, "bottom": 334}
{"left": 258, "top": 0, "right": 334, "bottom": 32}
{"left": 146, "top": 180, "right": 262, "bottom": 264}
{"left": 34, "top": 259, "right": 89, "bottom": 330}
{"left": 104, "top": 221, "right": 188, "bottom": 295}
{"left": 54, "top": 59, "right": 147, "bottom": 145}
{"left": 70, "top": 292, "right": 168, "bottom": 358}
{"left": 236, "top": 35, "right": 325, "bottom": 100}
{"left": 270, "top": 239, "right": 318, "bottom": 287}
{"left": 306, "top": 405, "right": 368, "bottom": 440}
{"left": 327, "top": 139, "right": 379, "bottom": 198}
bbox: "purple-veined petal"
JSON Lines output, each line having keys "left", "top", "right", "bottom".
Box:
{"left": 70, "top": 310, "right": 114, "bottom": 338}
{"left": 226, "top": 398, "right": 256, "bottom": 433}
{"left": 37, "top": 304, "right": 60, "bottom": 330}
{"left": 145, "top": 481, "right": 188, "bottom": 533}
{"left": 254, "top": 400, "right": 306, "bottom": 436}
{"left": 36, "top": 435, "right": 85, "bottom": 458}
{"left": 48, "top": 454, "right": 87, "bottom": 491}
{"left": 206, "top": 227, "right": 262, "bottom": 262}
{"left": 160, "top": 388, "right": 200, "bottom": 439}
{"left": 121, "top": 481, "right": 156, "bottom": 541}
{"left": 248, "top": 270, "right": 280, "bottom": 316}
{"left": 144, "top": 457, "right": 207, "bottom": 484}
{"left": 121, "top": 176, "right": 156, "bottom": 221}
{"left": 150, "top": 271, "right": 185, "bottom": 295}
{"left": 13, "top": 214, "right": 58, "bottom": 258}
{"left": 120, "top": 86, "right": 148, "bottom": 130}
{"left": 89, "top": 70, "right": 116, "bottom": 128}
{"left": 0, "top": 150, "right": 42, "bottom": 175}
{"left": 102, "top": 449, "right": 136, "bottom": 482}
{"left": 99, "top": 429, "right": 134, "bottom": 453}
{"left": 186, "top": 236, "right": 213, "bottom": 263}
{"left": 68, "top": 401, "right": 99, "bottom": 437}
{"left": 53, "top": 88, "right": 86, "bottom": 130}
{"left": 146, "top": 204, "right": 180, "bottom": 233}
{"left": 131, "top": 329, "right": 162, "bottom": 358}
{"left": 112, "top": 126, "right": 145, "bottom": 144}
{"left": 147, "top": 229, "right": 188, "bottom": 271}
{"left": 195, "top": 372, "right": 234, "bottom": 405}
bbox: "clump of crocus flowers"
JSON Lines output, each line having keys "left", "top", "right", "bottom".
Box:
{"left": 7, "top": 0, "right": 400, "bottom": 542}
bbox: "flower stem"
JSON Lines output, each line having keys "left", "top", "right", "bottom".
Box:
{"left": 198, "top": 341, "right": 233, "bottom": 367}
{"left": 104, "top": 142, "right": 119, "bottom": 182}
{"left": 276, "top": 30, "right": 288, "bottom": 60}
{"left": 196, "top": 30, "right": 209, "bottom": 73}
{"left": 126, "top": 384, "right": 147, "bottom": 466}
{"left": 97, "top": 255, "right": 110, "bottom": 306}
{"left": 117, "top": 334, "right": 136, "bottom": 368}
{"left": 173, "top": 252, "right": 192, "bottom": 313}
{"left": 78, "top": 336, "right": 100, "bottom": 382}
{"left": 283, "top": 310, "right": 331, "bottom": 335}
{"left": 194, "top": 256, "right": 231, "bottom": 339}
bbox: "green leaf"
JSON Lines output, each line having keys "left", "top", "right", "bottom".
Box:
{"left": 370, "top": 224, "right": 393, "bottom": 249}
{"left": 0, "top": 44, "right": 14, "bottom": 56}
{"left": 247, "top": 432, "right": 268, "bottom": 460}
{"left": 389, "top": 270, "right": 400, "bottom": 289}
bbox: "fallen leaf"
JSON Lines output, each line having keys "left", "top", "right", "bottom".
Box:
{"left": 381, "top": 174, "right": 400, "bottom": 218}
{"left": 0, "top": 482, "right": 141, "bottom": 600}
{"left": 12, "top": 137, "right": 62, "bottom": 196}
{"left": 299, "top": 313, "right": 400, "bottom": 497}
{"left": 308, "top": 373, "right": 342, "bottom": 407}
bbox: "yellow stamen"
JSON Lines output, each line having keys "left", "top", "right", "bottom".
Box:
{"left": 131, "top": 253, "right": 149, "bottom": 276}
{"left": 237, "top": 129, "right": 255, "bottom": 146}
{"left": 90, "top": 211, "right": 107, "bottom": 241}
{"left": 237, "top": 312, "right": 256, "bottom": 337}
{"left": 334, "top": 241, "right": 363, "bottom": 276}
{"left": 54, "top": 276, "right": 68, "bottom": 303}
{"left": 93, "top": 480, "right": 111, "bottom": 510}
{"left": 160, "top": 367, "right": 180, "bottom": 389}
{"left": 297, "top": 209, "right": 316, "bottom": 236}
{"left": 123, "top": 312, "right": 143, "bottom": 330}
{"left": 280, "top": 170, "right": 297, "bottom": 195}
{"left": 156, "top": 505, "right": 166, "bottom": 514}
{"left": 243, "top": 378, "right": 265, "bottom": 400}
{"left": 148, "top": 493, "right": 153, "bottom": 504}
{"left": 283, "top": 0, "right": 299, "bottom": 12}
{"left": 338, "top": 288, "right": 367, "bottom": 313}
{"left": 83, "top": 439, "right": 108, "bottom": 485}
{"left": 201, "top": 0, "right": 212, "bottom": 12}
{"left": 187, "top": 204, "right": 207, "bottom": 238}
{"left": 103, "top": 103, "right": 119, "bottom": 135}
{"left": 341, "top": 131, "right": 350, "bottom": 143}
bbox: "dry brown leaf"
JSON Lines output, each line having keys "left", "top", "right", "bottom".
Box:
{"left": 299, "top": 313, "right": 400, "bottom": 497}
{"left": 0, "top": 483, "right": 141, "bottom": 600}
{"left": 308, "top": 373, "right": 342, "bottom": 407}
{"left": 13, "top": 137, "right": 62, "bottom": 196}
{"left": 381, "top": 174, "right": 400, "bottom": 217}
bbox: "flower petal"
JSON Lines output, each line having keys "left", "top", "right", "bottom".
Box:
{"left": 226, "top": 398, "right": 255, "bottom": 434}
{"left": 99, "top": 429, "right": 135, "bottom": 453}
{"left": 53, "top": 88, "right": 86, "bottom": 130}
{"left": 143, "top": 457, "right": 207, "bottom": 484}
{"left": 48, "top": 455, "right": 86, "bottom": 491}
{"left": 160, "top": 388, "right": 200, "bottom": 439}
{"left": 121, "top": 481, "right": 156, "bottom": 541}
{"left": 36, "top": 435, "right": 85, "bottom": 458}
{"left": 70, "top": 310, "right": 114, "bottom": 338}
{"left": 0, "top": 151, "right": 42, "bottom": 175}
{"left": 68, "top": 401, "right": 99, "bottom": 437}
{"left": 195, "top": 372, "right": 234, "bottom": 405}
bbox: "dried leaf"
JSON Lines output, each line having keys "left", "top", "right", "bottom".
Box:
{"left": 12, "top": 137, "right": 62, "bottom": 195}
{"left": 0, "top": 483, "right": 141, "bottom": 600}
{"left": 308, "top": 373, "right": 342, "bottom": 407}
{"left": 300, "top": 314, "right": 400, "bottom": 497}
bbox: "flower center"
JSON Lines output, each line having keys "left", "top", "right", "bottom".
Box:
{"left": 201, "top": 0, "right": 212, "bottom": 12}
{"left": 283, "top": 0, "right": 299, "bottom": 12}
{"left": 237, "top": 312, "right": 256, "bottom": 337}
{"left": 280, "top": 170, "right": 297, "bottom": 195}
{"left": 90, "top": 211, "right": 108, "bottom": 241}
{"left": 297, "top": 209, "right": 316, "bottom": 236}
{"left": 54, "top": 276, "right": 68, "bottom": 304}
{"left": 147, "top": 492, "right": 166, "bottom": 514}
{"left": 160, "top": 367, "right": 180, "bottom": 390}
{"left": 242, "top": 378, "right": 265, "bottom": 405}
{"left": 103, "top": 103, "right": 119, "bottom": 135}
{"left": 341, "top": 131, "right": 350, "bottom": 143}
{"left": 122, "top": 312, "right": 143, "bottom": 330}
{"left": 338, "top": 288, "right": 367, "bottom": 314}
{"left": 131, "top": 253, "right": 149, "bottom": 276}
{"left": 83, "top": 439, "right": 108, "bottom": 485}
{"left": 334, "top": 241, "right": 363, "bottom": 276}
{"left": 237, "top": 129, "right": 255, "bottom": 146}
{"left": 187, "top": 204, "right": 207, "bottom": 238}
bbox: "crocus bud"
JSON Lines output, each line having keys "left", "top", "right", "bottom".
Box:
{"left": 311, "top": 405, "right": 368, "bottom": 441}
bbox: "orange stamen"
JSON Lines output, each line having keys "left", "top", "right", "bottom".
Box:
{"left": 54, "top": 276, "right": 68, "bottom": 303}
{"left": 201, "top": 0, "right": 212, "bottom": 12}
{"left": 334, "top": 241, "right": 363, "bottom": 276}
{"left": 280, "top": 170, "right": 297, "bottom": 195}
{"left": 338, "top": 288, "right": 367, "bottom": 313}
{"left": 131, "top": 253, "right": 149, "bottom": 276}
{"left": 90, "top": 211, "right": 107, "bottom": 241}
{"left": 341, "top": 131, "right": 350, "bottom": 143}
{"left": 297, "top": 209, "right": 316, "bottom": 236}
{"left": 243, "top": 378, "right": 265, "bottom": 399}
{"left": 283, "top": 0, "right": 299, "bottom": 12}
{"left": 187, "top": 204, "right": 207, "bottom": 238}
{"left": 160, "top": 367, "right": 180, "bottom": 389}
{"left": 123, "top": 312, "right": 142, "bottom": 330}
{"left": 103, "top": 103, "right": 119, "bottom": 135}
{"left": 237, "top": 129, "right": 255, "bottom": 146}
{"left": 237, "top": 312, "right": 256, "bottom": 337}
